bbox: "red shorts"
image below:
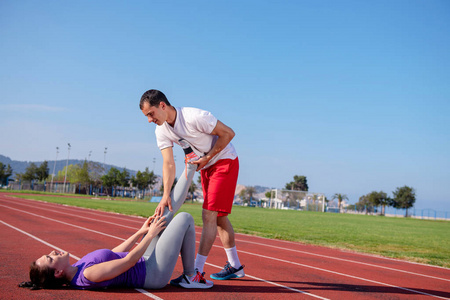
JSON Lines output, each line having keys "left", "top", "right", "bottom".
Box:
{"left": 201, "top": 158, "right": 239, "bottom": 217}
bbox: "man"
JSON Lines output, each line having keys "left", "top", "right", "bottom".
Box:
{"left": 139, "top": 89, "right": 245, "bottom": 280}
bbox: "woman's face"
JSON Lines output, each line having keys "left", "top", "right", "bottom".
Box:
{"left": 35, "top": 250, "right": 70, "bottom": 271}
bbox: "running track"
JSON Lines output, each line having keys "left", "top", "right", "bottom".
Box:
{"left": 1, "top": 193, "right": 449, "bottom": 300}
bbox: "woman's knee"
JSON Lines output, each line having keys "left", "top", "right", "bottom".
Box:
{"left": 145, "top": 280, "right": 168, "bottom": 290}
{"left": 174, "top": 212, "right": 194, "bottom": 225}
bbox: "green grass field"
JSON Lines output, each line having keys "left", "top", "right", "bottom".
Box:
{"left": 3, "top": 191, "right": 449, "bottom": 268}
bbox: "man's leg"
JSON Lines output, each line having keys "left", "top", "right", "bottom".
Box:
{"left": 217, "top": 215, "right": 235, "bottom": 248}
{"left": 217, "top": 216, "right": 242, "bottom": 271}
{"left": 195, "top": 209, "right": 218, "bottom": 273}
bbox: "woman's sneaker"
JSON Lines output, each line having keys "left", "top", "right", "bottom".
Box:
{"left": 170, "top": 270, "right": 213, "bottom": 289}
{"left": 210, "top": 261, "right": 245, "bottom": 280}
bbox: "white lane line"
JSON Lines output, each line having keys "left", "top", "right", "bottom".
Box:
{"left": 0, "top": 204, "right": 328, "bottom": 299}
{"left": 0, "top": 219, "right": 163, "bottom": 300}
{"left": 205, "top": 261, "right": 329, "bottom": 299}
{"left": 0, "top": 204, "right": 126, "bottom": 241}
{"left": 232, "top": 238, "right": 450, "bottom": 282}
{"left": 235, "top": 249, "right": 450, "bottom": 300}
{"left": 2, "top": 199, "right": 140, "bottom": 230}
{"left": 234, "top": 231, "right": 450, "bottom": 271}
{"left": 2, "top": 195, "right": 145, "bottom": 223}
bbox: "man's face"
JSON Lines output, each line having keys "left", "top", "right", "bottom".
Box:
{"left": 141, "top": 102, "right": 167, "bottom": 126}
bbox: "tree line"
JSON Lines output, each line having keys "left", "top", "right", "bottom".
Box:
{"left": 6, "top": 160, "right": 160, "bottom": 197}
{"left": 239, "top": 174, "right": 416, "bottom": 216}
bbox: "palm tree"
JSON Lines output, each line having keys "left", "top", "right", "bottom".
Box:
{"left": 332, "top": 193, "right": 348, "bottom": 211}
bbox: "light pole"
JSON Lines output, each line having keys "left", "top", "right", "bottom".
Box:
{"left": 50, "top": 147, "right": 59, "bottom": 192}
{"left": 152, "top": 157, "right": 156, "bottom": 171}
{"left": 103, "top": 147, "right": 108, "bottom": 173}
{"left": 63, "top": 143, "right": 71, "bottom": 193}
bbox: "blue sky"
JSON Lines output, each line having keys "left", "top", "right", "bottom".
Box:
{"left": 1, "top": 0, "right": 449, "bottom": 211}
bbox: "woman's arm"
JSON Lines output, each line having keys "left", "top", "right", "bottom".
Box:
{"left": 111, "top": 215, "right": 154, "bottom": 253}
{"left": 83, "top": 216, "right": 166, "bottom": 283}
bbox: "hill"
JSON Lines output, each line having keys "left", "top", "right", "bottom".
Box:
{"left": 0, "top": 154, "right": 137, "bottom": 178}
{"left": 0, "top": 154, "right": 272, "bottom": 198}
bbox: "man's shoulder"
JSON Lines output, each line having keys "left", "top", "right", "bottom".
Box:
{"left": 180, "top": 107, "right": 215, "bottom": 122}
{"left": 180, "top": 106, "right": 210, "bottom": 115}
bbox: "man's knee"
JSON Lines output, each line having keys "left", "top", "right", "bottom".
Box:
{"left": 202, "top": 209, "right": 218, "bottom": 223}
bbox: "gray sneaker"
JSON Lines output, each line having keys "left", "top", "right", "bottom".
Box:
{"left": 210, "top": 262, "right": 245, "bottom": 280}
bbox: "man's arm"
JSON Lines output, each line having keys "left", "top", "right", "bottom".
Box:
{"left": 192, "top": 120, "right": 235, "bottom": 171}
{"left": 155, "top": 147, "right": 176, "bottom": 216}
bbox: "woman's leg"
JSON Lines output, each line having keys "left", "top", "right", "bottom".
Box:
{"left": 162, "top": 163, "right": 196, "bottom": 224}
{"left": 143, "top": 212, "right": 196, "bottom": 289}
{"left": 143, "top": 163, "right": 196, "bottom": 257}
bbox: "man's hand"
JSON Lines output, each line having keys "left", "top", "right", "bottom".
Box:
{"left": 192, "top": 156, "right": 209, "bottom": 171}
{"left": 155, "top": 194, "right": 173, "bottom": 217}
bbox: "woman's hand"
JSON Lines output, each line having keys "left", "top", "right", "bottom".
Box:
{"left": 147, "top": 215, "right": 166, "bottom": 238}
{"left": 138, "top": 215, "right": 154, "bottom": 234}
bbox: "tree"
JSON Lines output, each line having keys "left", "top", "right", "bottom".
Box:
{"left": 0, "top": 163, "right": 13, "bottom": 186}
{"left": 356, "top": 193, "right": 374, "bottom": 214}
{"left": 132, "top": 167, "right": 157, "bottom": 197}
{"left": 75, "top": 160, "right": 91, "bottom": 194}
{"left": 35, "top": 161, "right": 50, "bottom": 182}
{"left": 55, "top": 164, "right": 79, "bottom": 182}
{"left": 368, "top": 191, "right": 391, "bottom": 215}
{"left": 77, "top": 160, "right": 90, "bottom": 184}
{"left": 118, "top": 168, "right": 130, "bottom": 188}
{"left": 22, "top": 163, "right": 38, "bottom": 181}
{"left": 285, "top": 175, "right": 308, "bottom": 191}
{"left": 392, "top": 186, "right": 416, "bottom": 217}
{"left": 88, "top": 161, "right": 104, "bottom": 188}
{"left": 265, "top": 190, "right": 275, "bottom": 199}
{"left": 239, "top": 186, "right": 256, "bottom": 205}
{"left": 102, "top": 167, "right": 121, "bottom": 189}
{"left": 332, "top": 193, "right": 348, "bottom": 211}
{"left": 239, "top": 188, "right": 248, "bottom": 204}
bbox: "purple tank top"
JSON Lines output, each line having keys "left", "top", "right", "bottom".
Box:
{"left": 71, "top": 249, "right": 146, "bottom": 289}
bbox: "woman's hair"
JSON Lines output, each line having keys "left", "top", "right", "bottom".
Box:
{"left": 139, "top": 89, "right": 171, "bottom": 110}
{"left": 18, "top": 261, "right": 68, "bottom": 290}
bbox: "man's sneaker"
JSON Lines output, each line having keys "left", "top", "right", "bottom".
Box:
{"left": 210, "top": 262, "right": 245, "bottom": 280}
{"left": 170, "top": 270, "right": 213, "bottom": 289}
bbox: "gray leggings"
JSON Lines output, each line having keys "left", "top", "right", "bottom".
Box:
{"left": 143, "top": 163, "right": 197, "bottom": 289}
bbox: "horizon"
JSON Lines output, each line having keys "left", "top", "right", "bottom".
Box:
{"left": 1, "top": 153, "right": 448, "bottom": 213}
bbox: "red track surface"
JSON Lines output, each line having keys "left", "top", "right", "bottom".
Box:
{"left": 1, "top": 193, "right": 449, "bottom": 300}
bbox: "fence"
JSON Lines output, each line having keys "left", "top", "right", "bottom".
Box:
{"left": 6, "top": 180, "right": 161, "bottom": 200}
{"left": 252, "top": 189, "right": 450, "bottom": 221}
{"left": 344, "top": 206, "right": 450, "bottom": 221}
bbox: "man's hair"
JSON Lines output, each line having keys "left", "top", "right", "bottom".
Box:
{"left": 18, "top": 261, "right": 68, "bottom": 290}
{"left": 139, "top": 89, "right": 171, "bottom": 110}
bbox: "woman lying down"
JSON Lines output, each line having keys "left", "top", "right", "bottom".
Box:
{"left": 19, "top": 213, "right": 213, "bottom": 290}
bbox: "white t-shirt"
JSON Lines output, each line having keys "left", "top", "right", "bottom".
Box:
{"left": 155, "top": 107, "right": 237, "bottom": 170}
